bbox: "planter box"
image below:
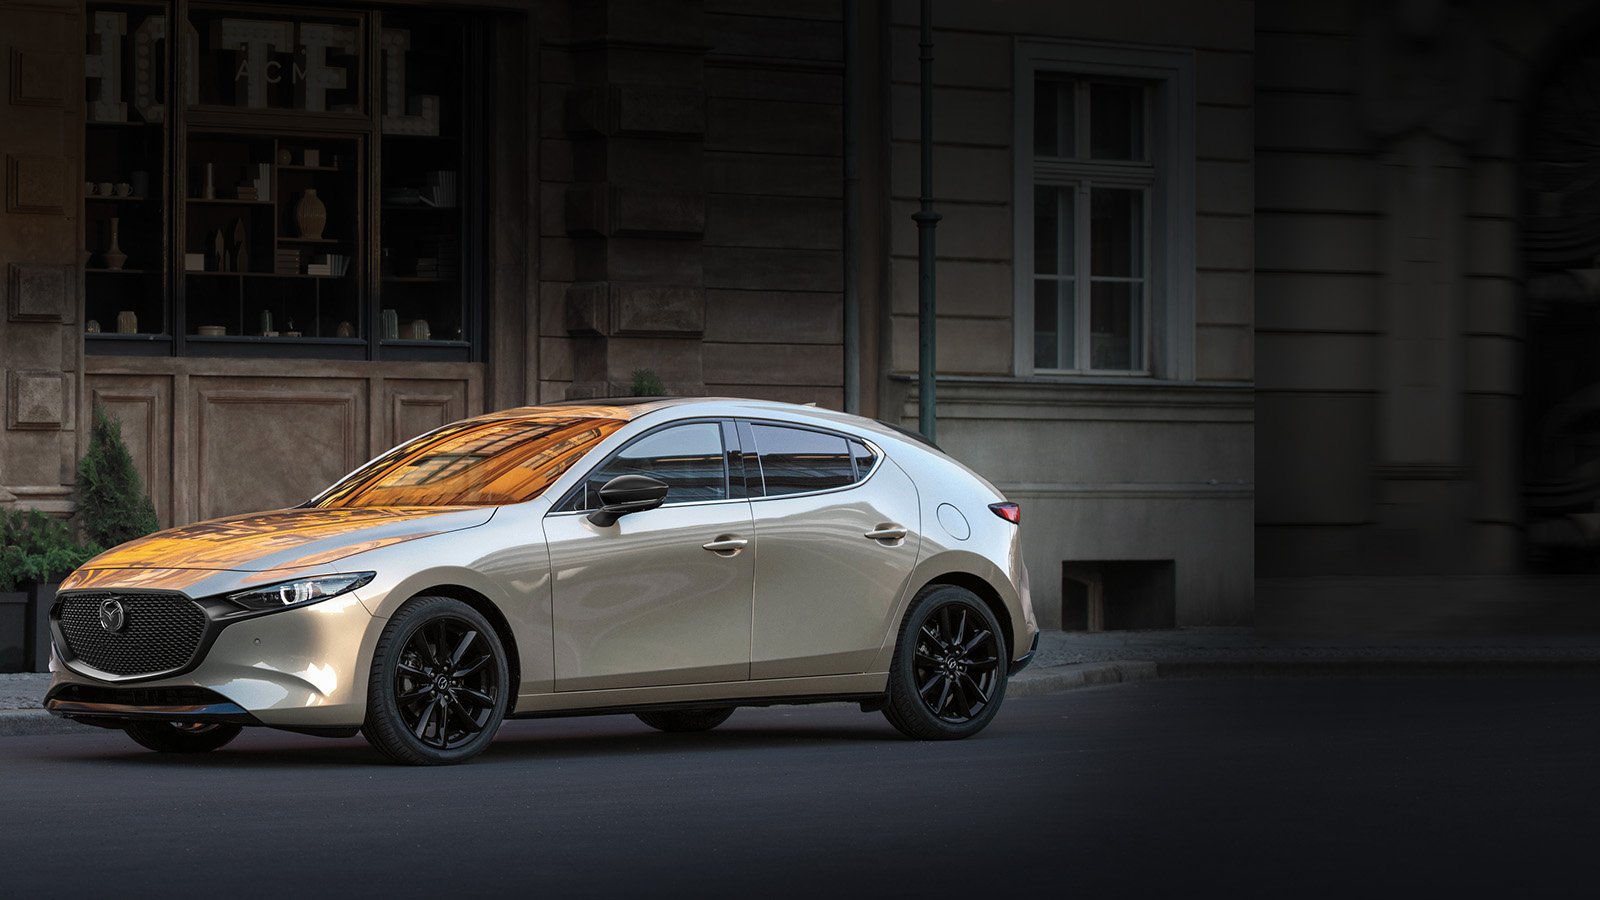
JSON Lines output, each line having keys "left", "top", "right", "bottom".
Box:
{"left": 0, "top": 591, "right": 25, "bottom": 673}
{"left": 26, "top": 581, "right": 57, "bottom": 673}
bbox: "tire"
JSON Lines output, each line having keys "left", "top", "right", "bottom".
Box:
{"left": 635, "top": 707, "right": 735, "bottom": 733}
{"left": 882, "top": 584, "right": 1009, "bottom": 740}
{"left": 362, "top": 596, "right": 511, "bottom": 766}
{"left": 124, "top": 721, "right": 242, "bottom": 754}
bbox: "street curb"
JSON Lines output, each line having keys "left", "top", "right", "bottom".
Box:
{"left": 1007, "top": 661, "right": 1158, "bottom": 697}
{"left": 1153, "top": 658, "right": 1600, "bottom": 678}
{"left": 0, "top": 709, "right": 89, "bottom": 737}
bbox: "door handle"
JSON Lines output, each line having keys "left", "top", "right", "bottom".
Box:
{"left": 702, "top": 536, "right": 748, "bottom": 555}
{"left": 864, "top": 524, "right": 908, "bottom": 542}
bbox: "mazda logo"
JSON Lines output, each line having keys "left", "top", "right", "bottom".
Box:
{"left": 98, "top": 599, "right": 126, "bottom": 634}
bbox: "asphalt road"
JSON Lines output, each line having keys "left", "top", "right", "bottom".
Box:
{"left": 2, "top": 677, "right": 1596, "bottom": 899}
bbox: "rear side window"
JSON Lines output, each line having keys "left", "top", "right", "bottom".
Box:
{"left": 849, "top": 439, "right": 876, "bottom": 477}
{"left": 573, "top": 422, "right": 727, "bottom": 509}
{"left": 749, "top": 424, "right": 855, "bottom": 496}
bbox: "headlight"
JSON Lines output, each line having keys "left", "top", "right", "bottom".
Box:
{"left": 226, "top": 572, "right": 375, "bottom": 611}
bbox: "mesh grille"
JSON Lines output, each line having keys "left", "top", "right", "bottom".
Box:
{"left": 57, "top": 593, "right": 208, "bottom": 677}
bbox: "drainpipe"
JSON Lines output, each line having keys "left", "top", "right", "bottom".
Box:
{"left": 913, "top": 0, "right": 941, "bottom": 440}
{"left": 843, "top": 5, "right": 861, "bottom": 414}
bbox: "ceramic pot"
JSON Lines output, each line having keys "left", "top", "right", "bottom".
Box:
{"left": 296, "top": 189, "right": 327, "bottom": 240}
{"left": 104, "top": 217, "right": 128, "bottom": 271}
{"left": 116, "top": 310, "right": 137, "bottom": 334}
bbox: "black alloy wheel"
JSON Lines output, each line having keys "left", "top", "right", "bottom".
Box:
{"left": 882, "top": 585, "right": 1008, "bottom": 740}
{"left": 124, "top": 721, "right": 243, "bottom": 753}
{"left": 363, "top": 597, "right": 510, "bottom": 765}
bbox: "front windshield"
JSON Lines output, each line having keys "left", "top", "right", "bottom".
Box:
{"left": 311, "top": 415, "right": 626, "bottom": 508}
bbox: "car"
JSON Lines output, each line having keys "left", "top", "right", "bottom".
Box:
{"left": 44, "top": 397, "right": 1039, "bottom": 764}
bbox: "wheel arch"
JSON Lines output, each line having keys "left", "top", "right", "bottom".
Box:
{"left": 870, "top": 549, "right": 1025, "bottom": 673}
{"left": 402, "top": 583, "right": 522, "bottom": 696}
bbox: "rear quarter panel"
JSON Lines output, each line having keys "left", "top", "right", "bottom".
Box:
{"left": 860, "top": 436, "right": 1035, "bottom": 672}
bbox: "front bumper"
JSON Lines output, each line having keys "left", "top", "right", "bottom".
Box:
{"left": 47, "top": 592, "right": 380, "bottom": 730}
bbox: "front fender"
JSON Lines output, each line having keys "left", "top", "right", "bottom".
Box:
{"left": 341, "top": 507, "right": 554, "bottom": 695}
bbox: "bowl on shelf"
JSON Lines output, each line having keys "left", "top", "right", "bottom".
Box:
{"left": 197, "top": 325, "right": 226, "bottom": 337}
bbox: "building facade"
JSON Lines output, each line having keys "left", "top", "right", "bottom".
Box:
{"left": 31, "top": 0, "right": 1599, "bottom": 632}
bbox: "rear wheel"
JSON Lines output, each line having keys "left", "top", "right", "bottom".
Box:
{"left": 635, "top": 707, "right": 734, "bottom": 733}
{"left": 124, "top": 721, "right": 242, "bottom": 753}
{"left": 882, "top": 584, "right": 1008, "bottom": 740}
{"left": 363, "top": 596, "right": 510, "bottom": 765}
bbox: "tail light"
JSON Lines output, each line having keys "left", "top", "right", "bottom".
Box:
{"left": 989, "top": 502, "right": 1020, "bottom": 524}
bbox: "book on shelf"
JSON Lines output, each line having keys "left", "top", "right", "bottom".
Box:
{"left": 420, "top": 170, "right": 458, "bottom": 208}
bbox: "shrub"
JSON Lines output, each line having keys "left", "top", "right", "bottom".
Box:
{"left": 0, "top": 508, "right": 100, "bottom": 591}
{"left": 76, "top": 405, "right": 160, "bottom": 550}
{"left": 630, "top": 368, "right": 666, "bottom": 397}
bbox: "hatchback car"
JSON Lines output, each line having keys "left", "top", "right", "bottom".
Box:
{"left": 45, "top": 398, "right": 1038, "bottom": 764}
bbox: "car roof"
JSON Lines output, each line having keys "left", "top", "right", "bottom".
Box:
{"left": 459, "top": 397, "right": 940, "bottom": 450}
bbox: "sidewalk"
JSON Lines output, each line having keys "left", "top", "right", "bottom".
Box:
{"left": 1006, "top": 627, "right": 1600, "bottom": 697}
{"left": 7, "top": 629, "right": 1600, "bottom": 735}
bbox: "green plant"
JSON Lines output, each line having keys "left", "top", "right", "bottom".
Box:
{"left": 630, "top": 368, "right": 667, "bottom": 397}
{"left": 0, "top": 508, "right": 101, "bottom": 591}
{"left": 76, "top": 404, "right": 160, "bottom": 550}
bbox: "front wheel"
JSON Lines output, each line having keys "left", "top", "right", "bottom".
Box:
{"left": 362, "top": 596, "right": 510, "bottom": 765}
{"left": 124, "top": 721, "right": 242, "bottom": 753}
{"left": 882, "top": 585, "right": 1008, "bottom": 740}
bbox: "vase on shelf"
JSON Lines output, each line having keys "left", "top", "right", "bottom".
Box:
{"left": 103, "top": 218, "right": 128, "bottom": 271}
{"left": 296, "top": 189, "right": 326, "bottom": 240}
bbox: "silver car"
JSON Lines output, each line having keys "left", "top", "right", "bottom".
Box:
{"left": 46, "top": 398, "right": 1039, "bottom": 764}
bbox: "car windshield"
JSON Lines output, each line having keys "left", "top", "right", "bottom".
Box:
{"left": 311, "top": 415, "right": 626, "bottom": 508}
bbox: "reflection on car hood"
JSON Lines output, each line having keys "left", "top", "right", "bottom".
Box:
{"left": 63, "top": 506, "right": 496, "bottom": 582}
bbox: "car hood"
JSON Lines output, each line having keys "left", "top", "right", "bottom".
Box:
{"left": 61, "top": 506, "right": 496, "bottom": 591}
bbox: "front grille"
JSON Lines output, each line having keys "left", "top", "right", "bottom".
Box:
{"left": 56, "top": 593, "right": 208, "bottom": 677}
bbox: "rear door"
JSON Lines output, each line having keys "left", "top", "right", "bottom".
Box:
{"left": 741, "top": 421, "right": 921, "bottom": 679}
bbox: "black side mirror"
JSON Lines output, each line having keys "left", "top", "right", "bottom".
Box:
{"left": 587, "top": 474, "right": 670, "bottom": 527}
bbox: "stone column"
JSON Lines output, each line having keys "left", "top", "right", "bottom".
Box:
{"left": 1358, "top": 0, "right": 1492, "bottom": 571}
{"left": 562, "top": 0, "right": 708, "bottom": 398}
{"left": 0, "top": 0, "right": 85, "bottom": 515}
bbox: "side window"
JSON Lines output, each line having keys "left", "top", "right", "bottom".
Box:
{"left": 849, "top": 439, "right": 877, "bottom": 481}
{"left": 576, "top": 422, "right": 727, "bottom": 509}
{"left": 750, "top": 424, "right": 854, "bottom": 496}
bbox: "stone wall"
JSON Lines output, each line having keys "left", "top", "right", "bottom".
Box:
{"left": 879, "top": 0, "right": 1257, "bottom": 627}
{"left": 535, "top": 0, "right": 847, "bottom": 406}
{"left": 1253, "top": 1, "right": 1530, "bottom": 579}
{"left": 0, "top": 0, "right": 86, "bottom": 517}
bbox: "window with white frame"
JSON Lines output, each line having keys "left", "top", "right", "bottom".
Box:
{"left": 1014, "top": 42, "right": 1195, "bottom": 380}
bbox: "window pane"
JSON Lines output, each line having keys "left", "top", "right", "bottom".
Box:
{"left": 585, "top": 422, "right": 726, "bottom": 507}
{"left": 1090, "top": 281, "right": 1143, "bottom": 371}
{"left": 1034, "top": 76, "right": 1074, "bottom": 157}
{"left": 315, "top": 416, "right": 625, "bottom": 508}
{"left": 751, "top": 425, "right": 853, "bottom": 496}
{"left": 1034, "top": 278, "right": 1074, "bottom": 370}
{"left": 849, "top": 439, "right": 877, "bottom": 482}
{"left": 1091, "top": 188, "right": 1143, "bottom": 277}
{"left": 1090, "top": 82, "right": 1144, "bottom": 160}
{"left": 1034, "top": 185, "right": 1074, "bottom": 276}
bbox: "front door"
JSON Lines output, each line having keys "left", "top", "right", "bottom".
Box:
{"left": 544, "top": 421, "right": 753, "bottom": 691}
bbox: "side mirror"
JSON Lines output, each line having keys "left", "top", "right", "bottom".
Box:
{"left": 587, "top": 474, "right": 670, "bottom": 527}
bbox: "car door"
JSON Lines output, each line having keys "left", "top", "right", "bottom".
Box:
{"left": 544, "top": 420, "right": 754, "bottom": 691}
{"left": 742, "top": 421, "right": 921, "bottom": 679}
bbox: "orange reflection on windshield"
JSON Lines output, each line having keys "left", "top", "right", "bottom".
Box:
{"left": 312, "top": 415, "right": 625, "bottom": 508}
